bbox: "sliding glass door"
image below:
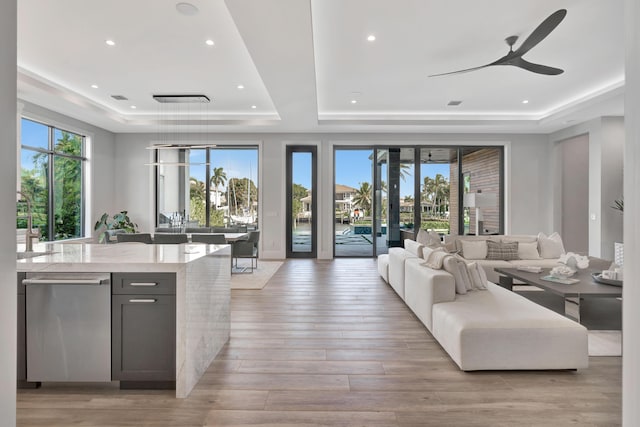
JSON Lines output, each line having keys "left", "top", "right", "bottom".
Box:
{"left": 334, "top": 149, "right": 374, "bottom": 257}
{"left": 334, "top": 145, "right": 504, "bottom": 258}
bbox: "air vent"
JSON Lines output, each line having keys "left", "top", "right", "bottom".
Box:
{"left": 447, "top": 100, "right": 462, "bottom": 106}
{"left": 111, "top": 95, "right": 129, "bottom": 101}
{"left": 153, "top": 94, "right": 210, "bottom": 103}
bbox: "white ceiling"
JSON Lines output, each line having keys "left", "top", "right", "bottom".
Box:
{"left": 16, "top": 0, "right": 624, "bottom": 134}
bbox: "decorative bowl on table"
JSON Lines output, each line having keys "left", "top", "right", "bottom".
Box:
{"left": 550, "top": 265, "right": 576, "bottom": 280}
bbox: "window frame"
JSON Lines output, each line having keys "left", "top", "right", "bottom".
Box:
{"left": 19, "top": 117, "right": 87, "bottom": 241}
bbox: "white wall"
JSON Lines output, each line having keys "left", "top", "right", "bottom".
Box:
{"left": 20, "top": 102, "right": 117, "bottom": 240}
{"left": 115, "top": 132, "right": 552, "bottom": 259}
{"left": 624, "top": 0, "right": 640, "bottom": 424}
{"left": 0, "top": 1, "right": 17, "bottom": 424}
{"left": 550, "top": 117, "right": 624, "bottom": 258}
{"left": 559, "top": 134, "right": 590, "bottom": 253}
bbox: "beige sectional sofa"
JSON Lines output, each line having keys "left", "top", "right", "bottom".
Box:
{"left": 377, "top": 238, "right": 588, "bottom": 371}
{"left": 443, "top": 234, "right": 564, "bottom": 283}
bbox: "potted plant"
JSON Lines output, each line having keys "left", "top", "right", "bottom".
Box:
{"left": 94, "top": 211, "right": 138, "bottom": 243}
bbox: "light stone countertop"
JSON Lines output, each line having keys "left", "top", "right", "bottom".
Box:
{"left": 17, "top": 242, "right": 229, "bottom": 273}
{"left": 17, "top": 242, "right": 232, "bottom": 398}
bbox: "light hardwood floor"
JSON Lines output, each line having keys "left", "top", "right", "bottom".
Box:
{"left": 17, "top": 259, "right": 622, "bottom": 426}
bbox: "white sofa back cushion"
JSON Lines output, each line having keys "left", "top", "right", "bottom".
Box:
{"left": 460, "top": 240, "right": 488, "bottom": 260}
{"left": 516, "top": 241, "right": 541, "bottom": 259}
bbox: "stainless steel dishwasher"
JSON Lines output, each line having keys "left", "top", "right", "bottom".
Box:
{"left": 25, "top": 272, "right": 111, "bottom": 382}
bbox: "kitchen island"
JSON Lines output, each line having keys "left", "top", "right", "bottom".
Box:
{"left": 17, "top": 242, "right": 230, "bottom": 398}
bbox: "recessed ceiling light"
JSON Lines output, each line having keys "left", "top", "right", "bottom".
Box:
{"left": 91, "top": 84, "right": 99, "bottom": 89}
{"left": 351, "top": 99, "right": 357, "bottom": 104}
{"left": 251, "top": 105, "right": 257, "bottom": 109}
{"left": 205, "top": 39, "right": 215, "bottom": 46}
{"left": 176, "top": 2, "right": 199, "bottom": 16}
{"left": 367, "top": 35, "right": 376, "bottom": 42}
{"left": 237, "top": 84, "right": 244, "bottom": 90}
{"left": 105, "top": 39, "right": 115, "bottom": 46}
{"left": 522, "top": 99, "right": 529, "bottom": 104}
{"left": 130, "top": 105, "right": 137, "bottom": 109}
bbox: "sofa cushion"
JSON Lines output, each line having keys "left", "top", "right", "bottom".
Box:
{"left": 388, "top": 247, "right": 417, "bottom": 300}
{"left": 377, "top": 254, "right": 389, "bottom": 283}
{"left": 466, "top": 261, "right": 488, "bottom": 290}
{"left": 416, "top": 229, "right": 442, "bottom": 248}
{"left": 538, "top": 232, "right": 566, "bottom": 259}
{"left": 404, "top": 258, "right": 456, "bottom": 331}
{"left": 474, "top": 261, "right": 489, "bottom": 289}
{"left": 443, "top": 256, "right": 469, "bottom": 295}
{"left": 514, "top": 241, "right": 541, "bottom": 259}
{"left": 404, "top": 239, "right": 425, "bottom": 258}
{"left": 486, "top": 240, "right": 519, "bottom": 260}
{"left": 460, "top": 240, "right": 488, "bottom": 260}
{"left": 431, "top": 283, "right": 588, "bottom": 371}
{"left": 423, "top": 248, "right": 448, "bottom": 269}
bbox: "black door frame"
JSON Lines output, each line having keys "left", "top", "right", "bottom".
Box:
{"left": 286, "top": 146, "right": 317, "bottom": 258}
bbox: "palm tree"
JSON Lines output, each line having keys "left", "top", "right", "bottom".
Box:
{"left": 209, "top": 167, "right": 227, "bottom": 208}
{"left": 432, "top": 173, "right": 448, "bottom": 216}
{"left": 190, "top": 177, "right": 205, "bottom": 201}
{"left": 399, "top": 163, "right": 412, "bottom": 182}
{"left": 352, "top": 182, "right": 372, "bottom": 216}
{"left": 422, "top": 176, "right": 435, "bottom": 216}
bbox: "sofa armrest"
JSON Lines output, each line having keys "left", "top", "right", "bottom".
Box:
{"left": 404, "top": 258, "right": 455, "bottom": 332}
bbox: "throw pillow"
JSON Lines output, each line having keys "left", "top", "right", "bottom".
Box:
{"left": 516, "top": 241, "right": 541, "bottom": 259}
{"left": 460, "top": 240, "right": 488, "bottom": 260}
{"left": 457, "top": 259, "right": 473, "bottom": 291}
{"left": 444, "top": 241, "right": 457, "bottom": 253}
{"left": 424, "top": 249, "right": 449, "bottom": 269}
{"left": 486, "top": 240, "right": 519, "bottom": 261}
{"left": 442, "top": 256, "right": 467, "bottom": 295}
{"left": 418, "top": 229, "right": 444, "bottom": 249}
{"left": 466, "top": 261, "right": 484, "bottom": 290}
{"left": 473, "top": 262, "right": 489, "bottom": 290}
{"left": 416, "top": 229, "right": 430, "bottom": 247}
{"left": 538, "top": 232, "right": 566, "bottom": 259}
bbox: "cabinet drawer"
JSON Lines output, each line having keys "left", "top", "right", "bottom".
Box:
{"left": 112, "top": 273, "right": 176, "bottom": 295}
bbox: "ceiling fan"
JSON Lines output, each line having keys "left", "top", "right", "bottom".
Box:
{"left": 429, "top": 9, "right": 567, "bottom": 77}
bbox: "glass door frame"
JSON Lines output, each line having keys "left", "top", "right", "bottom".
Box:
{"left": 286, "top": 146, "right": 317, "bottom": 258}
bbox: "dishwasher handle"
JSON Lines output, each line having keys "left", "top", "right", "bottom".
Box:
{"left": 23, "top": 278, "right": 109, "bottom": 286}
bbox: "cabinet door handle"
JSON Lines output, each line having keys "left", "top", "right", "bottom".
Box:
{"left": 128, "top": 298, "right": 157, "bottom": 303}
{"left": 128, "top": 282, "right": 158, "bottom": 287}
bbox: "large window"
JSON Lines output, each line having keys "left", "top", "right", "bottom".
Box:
{"left": 156, "top": 146, "right": 259, "bottom": 229}
{"left": 19, "top": 118, "right": 86, "bottom": 241}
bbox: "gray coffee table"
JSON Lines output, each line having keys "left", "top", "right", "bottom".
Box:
{"left": 495, "top": 258, "right": 622, "bottom": 323}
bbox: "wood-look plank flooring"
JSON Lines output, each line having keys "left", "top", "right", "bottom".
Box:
{"left": 17, "top": 259, "right": 622, "bottom": 426}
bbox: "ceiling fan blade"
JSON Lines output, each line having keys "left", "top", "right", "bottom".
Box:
{"left": 514, "top": 9, "right": 567, "bottom": 57}
{"left": 428, "top": 64, "right": 490, "bottom": 77}
{"left": 512, "top": 57, "right": 564, "bottom": 75}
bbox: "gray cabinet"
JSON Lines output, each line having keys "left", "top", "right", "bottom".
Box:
{"left": 111, "top": 273, "right": 176, "bottom": 389}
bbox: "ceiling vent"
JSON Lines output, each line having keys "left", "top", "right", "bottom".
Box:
{"left": 153, "top": 94, "right": 210, "bottom": 103}
{"left": 447, "top": 100, "right": 462, "bottom": 106}
{"left": 111, "top": 95, "right": 129, "bottom": 101}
